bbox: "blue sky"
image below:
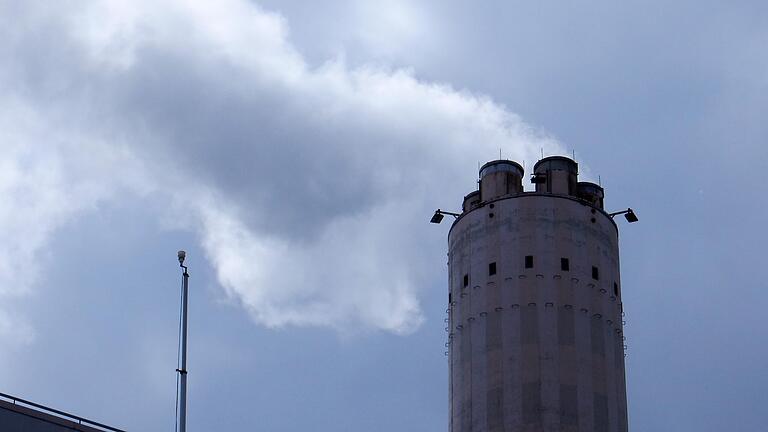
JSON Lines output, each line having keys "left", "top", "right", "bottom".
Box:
{"left": 0, "top": 1, "right": 766, "bottom": 431}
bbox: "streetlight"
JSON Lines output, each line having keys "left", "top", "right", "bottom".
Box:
{"left": 608, "top": 208, "right": 639, "bottom": 223}
{"left": 176, "top": 251, "right": 189, "bottom": 432}
{"left": 430, "top": 209, "right": 461, "bottom": 224}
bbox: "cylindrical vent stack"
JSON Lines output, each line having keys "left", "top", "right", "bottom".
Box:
{"left": 533, "top": 156, "right": 578, "bottom": 195}
{"left": 446, "top": 157, "right": 628, "bottom": 432}
{"left": 463, "top": 191, "right": 481, "bottom": 212}
{"left": 577, "top": 182, "right": 605, "bottom": 209}
{"left": 479, "top": 160, "right": 524, "bottom": 201}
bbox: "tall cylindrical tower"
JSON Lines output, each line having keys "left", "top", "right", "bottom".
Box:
{"left": 447, "top": 156, "right": 628, "bottom": 432}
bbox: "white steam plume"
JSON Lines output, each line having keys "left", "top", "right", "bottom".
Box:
{"left": 0, "top": 0, "right": 562, "bottom": 335}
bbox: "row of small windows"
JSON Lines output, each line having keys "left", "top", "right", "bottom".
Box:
{"left": 474, "top": 257, "right": 598, "bottom": 277}
{"left": 461, "top": 257, "right": 615, "bottom": 292}
{"left": 525, "top": 256, "right": 583, "bottom": 275}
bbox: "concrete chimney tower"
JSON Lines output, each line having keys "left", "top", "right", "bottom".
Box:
{"left": 445, "top": 156, "right": 629, "bottom": 432}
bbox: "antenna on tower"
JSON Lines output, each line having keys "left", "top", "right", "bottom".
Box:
{"left": 540, "top": 148, "right": 544, "bottom": 159}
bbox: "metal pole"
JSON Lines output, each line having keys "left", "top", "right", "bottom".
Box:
{"left": 177, "top": 251, "right": 189, "bottom": 432}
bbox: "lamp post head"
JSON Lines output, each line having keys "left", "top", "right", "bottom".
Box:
{"left": 178, "top": 250, "right": 186, "bottom": 265}
{"left": 430, "top": 211, "right": 445, "bottom": 224}
{"left": 624, "top": 209, "right": 639, "bottom": 223}
{"left": 608, "top": 208, "right": 639, "bottom": 223}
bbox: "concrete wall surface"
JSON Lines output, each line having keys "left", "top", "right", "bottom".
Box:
{"left": 447, "top": 192, "right": 628, "bottom": 432}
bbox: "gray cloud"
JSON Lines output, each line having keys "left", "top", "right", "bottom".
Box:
{"left": 2, "top": 1, "right": 767, "bottom": 431}
{"left": 0, "top": 0, "right": 561, "bottom": 335}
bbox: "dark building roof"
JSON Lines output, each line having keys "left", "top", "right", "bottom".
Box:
{"left": 0, "top": 392, "right": 124, "bottom": 432}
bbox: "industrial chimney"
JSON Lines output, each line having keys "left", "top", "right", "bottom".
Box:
{"left": 442, "top": 156, "right": 630, "bottom": 432}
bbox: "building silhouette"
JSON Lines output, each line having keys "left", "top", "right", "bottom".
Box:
{"left": 0, "top": 391, "right": 123, "bottom": 432}
{"left": 445, "top": 157, "right": 629, "bottom": 431}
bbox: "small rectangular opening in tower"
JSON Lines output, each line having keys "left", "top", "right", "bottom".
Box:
{"left": 561, "top": 258, "right": 570, "bottom": 271}
{"left": 592, "top": 266, "right": 599, "bottom": 280}
{"left": 463, "top": 274, "right": 469, "bottom": 287}
{"left": 489, "top": 262, "right": 497, "bottom": 276}
{"left": 614, "top": 282, "right": 619, "bottom": 296}
{"left": 525, "top": 256, "right": 534, "bottom": 268}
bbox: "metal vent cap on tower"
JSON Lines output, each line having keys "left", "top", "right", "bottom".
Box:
{"left": 479, "top": 160, "right": 524, "bottom": 201}
{"left": 576, "top": 181, "right": 605, "bottom": 209}
{"left": 533, "top": 156, "right": 579, "bottom": 195}
{"left": 479, "top": 159, "right": 524, "bottom": 178}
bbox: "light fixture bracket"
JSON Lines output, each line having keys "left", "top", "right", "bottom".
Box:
{"left": 430, "top": 209, "right": 461, "bottom": 224}
{"left": 608, "top": 208, "right": 639, "bottom": 223}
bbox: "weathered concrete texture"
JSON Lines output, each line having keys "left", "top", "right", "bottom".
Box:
{"left": 447, "top": 170, "right": 628, "bottom": 432}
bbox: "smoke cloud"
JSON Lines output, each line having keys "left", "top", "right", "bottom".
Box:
{"left": 0, "top": 0, "right": 562, "bottom": 334}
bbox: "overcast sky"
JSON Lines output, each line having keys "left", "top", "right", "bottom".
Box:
{"left": 0, "top": 1, "right": 766, "bottom": 431}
